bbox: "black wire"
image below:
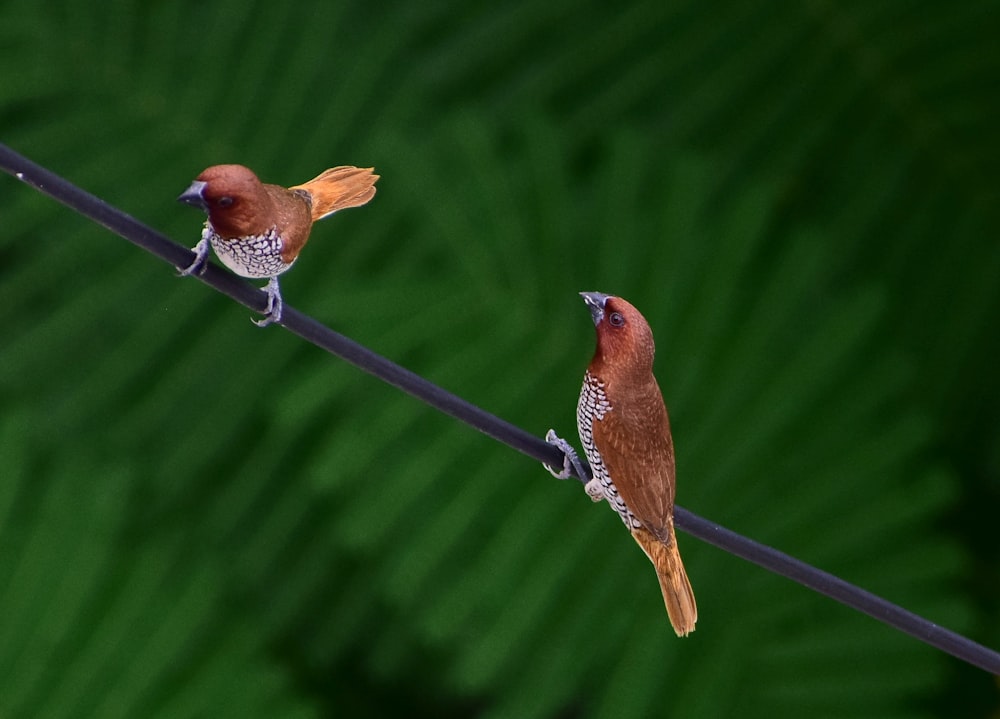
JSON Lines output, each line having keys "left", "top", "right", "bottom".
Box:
{"left": 2, "top": 142, "right": 998, "bottom": 676}
{"left": 676, "top": 507, "right": 1000, "bottom": 673}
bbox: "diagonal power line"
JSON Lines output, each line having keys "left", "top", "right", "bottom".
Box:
{"left": 2, "top": 142, "right": 998, "bottom": 676}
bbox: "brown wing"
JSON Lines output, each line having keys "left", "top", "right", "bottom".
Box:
{"left": 290, "top": 166, "right": 378, "bottom": 221}
{"left": 261, "top": 184, "right": 315, "bottom": 264}
{"left": 590, "top": 375, "right": 676, "bottom": 541}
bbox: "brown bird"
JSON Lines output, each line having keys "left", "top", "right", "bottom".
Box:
{"left": 177, "top": 164, "right": 378, "bottom": 326}
{"left": 576, "top": 291, "right": 697, "bottom": 636}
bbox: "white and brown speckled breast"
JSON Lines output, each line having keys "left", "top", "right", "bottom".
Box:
{"left": 577, "top": 371, "right": 641, "bottom": 530}
{"left": 204, "top": 223, "right": 292, "bottom": 279}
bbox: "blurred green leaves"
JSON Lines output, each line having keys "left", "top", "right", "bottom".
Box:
{"left": 2, "top": 0, "right": 998, "bottom": 716}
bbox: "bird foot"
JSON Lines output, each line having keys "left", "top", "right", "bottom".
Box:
{"left": 177, "top": 236, "right": 211, "bottom": 277}
{"left": 543, "top": 429, "right": 586, "bottom": 481}
{"left": 583, "top": 478, "right": 605, "bottom": 503}
{"left": 252, "top": 277, "right": 283, "bottom": 327}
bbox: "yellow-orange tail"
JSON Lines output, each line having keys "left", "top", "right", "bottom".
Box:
{"left": 632, "top": 526, "right": 698, "bottom": 637}
{"left": 291, "top": 166, "right": 379, "bottom": 221}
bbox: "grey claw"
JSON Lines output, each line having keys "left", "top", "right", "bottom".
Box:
{"left": 177, "top": 259, "right": 206, "bottom": 277}
{"left": 543, "top": 429, "right": 586, "bottom": 480}
{"left": 253, "top": 277, "right": 283, "bottom": 327}
{"left": 177, "top": 237, "right": 211, "bottom": 277}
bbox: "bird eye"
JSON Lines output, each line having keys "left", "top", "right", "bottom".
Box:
{"left": 217, "top": 196, "right": 234, "bottom": 208}
{"left": 609, "top": 311, "right": 625, "bottom": 327}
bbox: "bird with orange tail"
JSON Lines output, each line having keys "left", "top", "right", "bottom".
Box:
{"left": 177, "top": 164, "right": 378, "bottom": 326}
{"left": 547, "top": 292, "right": 697, "bottom": 636}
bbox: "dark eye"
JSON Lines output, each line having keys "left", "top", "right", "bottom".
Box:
{"left": 217, "top": 196, "right": 234, "bottom": 208}
{"left": 609, "top": 311, "right": 625, "bottom": 327}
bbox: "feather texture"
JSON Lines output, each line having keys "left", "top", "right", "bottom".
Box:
{"left": 577, "top": 292, "right": 697, "bottom": 636}
{"left": 291, "top": 166, "right": 379, "bottom": 223}
{"left": 178, "top": 163, "right": 378, "bottom": 325}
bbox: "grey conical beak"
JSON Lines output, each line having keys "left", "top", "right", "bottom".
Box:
{"left": 177, "top": 180, "right": 208, "bottom": 211}
{"left": 580, "top": 291, "right": 610, "bottom": 326}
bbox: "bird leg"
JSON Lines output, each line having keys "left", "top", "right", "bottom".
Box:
{"left": 583, "top": 477, "right": 605, "bottom": 502}
{"left": 543, "top": 430, "right": 587, "bottom": 482}
{"left": 177, "top": 234, "right": 211, "bottom": 277}
{"left": 253, "top": 276, "right": 283, "bottom": 327}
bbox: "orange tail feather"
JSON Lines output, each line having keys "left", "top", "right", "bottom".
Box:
{"left": 291, "top": 166, "right": 379, "bottom": 221}
{"left": 633, "top": 526, "right": 698, "bottom": 636}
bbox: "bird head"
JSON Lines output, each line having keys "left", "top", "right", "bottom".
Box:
{"left": 580, "top": 291, "right": 656, "bottom": 377}
{"left": 177, "top": 164, "right": 275, "bottom": 239}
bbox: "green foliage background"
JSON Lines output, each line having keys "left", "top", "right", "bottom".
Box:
{"left": 2, "top": 1, "right": 998, "bottom": 716}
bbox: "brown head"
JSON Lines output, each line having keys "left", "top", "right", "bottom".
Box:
{"left": 177, "top": 164, "right": 278, "bottom": 239}
{"left": 580, "top": 292, "right": 657, "bottom": 380}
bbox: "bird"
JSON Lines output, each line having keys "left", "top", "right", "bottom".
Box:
{"left": 177, "top": 164, "right": 378, "bottom": 326}
{"left": 574, "top": 291, "right": 697, "bottom": 636}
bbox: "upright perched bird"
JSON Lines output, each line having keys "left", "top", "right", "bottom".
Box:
{"left": 576, "top": 291, "right": 697, "bottom": 636}
{"left": 177, "top": 164, "right": 378, "bottom": 326}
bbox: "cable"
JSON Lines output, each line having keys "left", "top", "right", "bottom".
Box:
{"left": 2, "top": 141, "right": 998, "bottom": 676}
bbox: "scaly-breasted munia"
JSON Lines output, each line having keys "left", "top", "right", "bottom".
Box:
{"left": 177, "top": 164, "right": 378, "bottom": 326}
{"left": 576, "top": 291, "right": 697, "bottom": 636}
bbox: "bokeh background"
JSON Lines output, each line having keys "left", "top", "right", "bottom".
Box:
{"left": 2, "top": 1, "right": 999, "bottom": 716}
